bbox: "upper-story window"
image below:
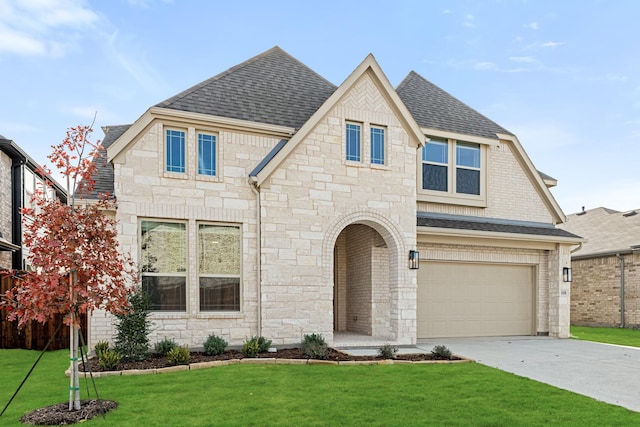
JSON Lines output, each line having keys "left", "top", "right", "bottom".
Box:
{"left": 345, "top": 122, "right": 361, "bottom": 162}
{"left": 421, "top": 137, "right": 484, "bottom": 204}
{"left": 370, "top": 126, "right": 385, "bottom": 165}
{"left": 166, "top": 129, "right": 186, "bottom": 173}
{"left": 197, "top": 133, "right": 217, "bottom": 176}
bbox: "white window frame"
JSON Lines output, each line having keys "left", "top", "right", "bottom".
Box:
{"left": 164, "top": 128, "right": 187, "bottom": 177}
{"left": 196, "top": 131, "right": 218, "bottom": 178}
{"left": 345, "top": 121, "right": 362, "bottom": 163}
{"left": 370, "top": 125, "right": 386, "bottom": 166}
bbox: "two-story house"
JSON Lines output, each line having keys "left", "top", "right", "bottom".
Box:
{"left": 89, "top": 47, "right": 581, "bottom": 347}
{"left": 0, "top": 136, "right": 67, "bottom": 270}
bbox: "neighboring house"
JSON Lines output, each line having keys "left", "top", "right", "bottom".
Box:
{"left": 89, "top": 46, "right": 582, "bottom": 348}
{"left": 559, "top": 207, "right": 640, "bottom": 328}
{"left": 0, "top": 136, "right": 67, "bottom": 270}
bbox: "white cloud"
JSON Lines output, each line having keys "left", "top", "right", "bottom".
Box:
{"left": 474, "top": 61, "right": 496, "bottom": 70}
{"left": 509, "top": 56, "right": 536, "bottom": 63}
{"left": 541, "top": 41, "right": 564, "bottom": 48}
{"left": 463, "top": 14, "right": 474, "bottom": 27}
{"left": 606, "top": 73, "right": 628, "bottom": 82}
{"left": 126, "top": 0, "right": 173, "bottom": 8}
{"left": 0, "top": 0, "right": 98, "bottom": 56}
{"left": 529, "top": 22, "right": 539, "bottom": 30}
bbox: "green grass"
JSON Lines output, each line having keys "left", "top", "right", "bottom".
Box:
{"left": 2, "top": 349, "right": 639, "bottom": 426}
{"left": 571, "top": 326, "right": 640, "bottom": 347}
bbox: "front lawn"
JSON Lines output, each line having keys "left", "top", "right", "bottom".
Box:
{"left": 571, "top": 326, "right": 640, "bottom": 347}
{"left": 2, "top": 349, "right": 639, "bottom": 426}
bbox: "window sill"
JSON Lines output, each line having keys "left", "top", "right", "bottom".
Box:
{"left": 196, "top": 312, "right": 244, "bottom": 319}
{"left": 163, "top": 171, "right": 188, "bottom": 180}
{"left": 195, "top": 174, "right": 220, "bottom": 183}
{"left": 417, "top": 191, "right": 487, "bottom": 208}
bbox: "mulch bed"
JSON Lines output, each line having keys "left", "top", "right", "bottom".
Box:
{"left": 20, "top": 400, "right": 117, "bottom": 425}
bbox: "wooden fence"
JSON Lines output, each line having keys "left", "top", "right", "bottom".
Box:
{"left": 1, "top": 274, "right": 87, "bottom": 351}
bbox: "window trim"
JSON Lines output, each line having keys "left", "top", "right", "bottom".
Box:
{"left": 370, "top": 125, "right": 386, "bottom": 166}
{"left": 164, "top": 128, "right": 187, "bottom": 176}
{"left": 418, "top": 136, "right": 488, "bottom": 207}
{"left": 197, "top": 222, "right": 242, "bottom": 313}
{"left": 196, "top": 131, "right": 218, "bottom": 178}
{"left": 345, "top": 121, "right": 362, "bottom": 163}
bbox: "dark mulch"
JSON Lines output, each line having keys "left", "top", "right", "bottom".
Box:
{"left": 81, "top": 347, "right": 459, "bottom": 372}
{"left": 20, "top": 400, "right": 117, "bottom": 425}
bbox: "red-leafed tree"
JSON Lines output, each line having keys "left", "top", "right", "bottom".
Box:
{"left": 0, "top": 124, "right": 136, "bottom": 411}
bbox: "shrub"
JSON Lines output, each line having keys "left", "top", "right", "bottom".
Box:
{"left": 167, "top": 345, "right": 191, "bottom": 365}
{"left": 98, "top": 349, "right": 122, "bottom": 371}
{"left": 114, "top": 290, "right": 153, "bottom": 362}
{"left": 94, "top": 340, "right": 110, "bottom": 358}
{"left": 377, "top": 344, "right": 398, "bottom": 359}
{"left": 204, "top": 334, "right": 228, "bottom": 356}
{"left": 431, "top": 344, "right": 453, "bottom": 360}
{"left": 154, "top": 337, "right": 178, "bottom": 356}
{"left": 302, "top": 333, "right": 328, "bottom": 359}
{"left": 242, "top": 336, "right": 271, "bottom": 358}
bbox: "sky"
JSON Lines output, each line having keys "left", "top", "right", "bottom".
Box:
{"left": 1, "top": 0, "right": 639, "bottom": 216}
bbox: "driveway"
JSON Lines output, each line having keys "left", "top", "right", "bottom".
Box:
{"left": 417, "top": 336, "right": 640, "bottom": 412}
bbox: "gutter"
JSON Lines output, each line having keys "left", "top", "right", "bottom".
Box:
{"left": 615, "top": 254, "right": 625, "bottom": 328}
{"left": 249, "top": 177, "right": 262, "bottom": 336}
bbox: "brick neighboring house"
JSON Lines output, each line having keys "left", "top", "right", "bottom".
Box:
{"left": 559, "top": 207, "right": 640, "bottom": 328}
{"left": 88, "top": 46, "right": 582, "bottom": 348}
{"left": 0, "top": 136, "right": 67, "bottom": 270}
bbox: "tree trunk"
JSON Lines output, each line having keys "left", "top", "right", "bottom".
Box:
{"left": 68, "top": 273, "right": 81, "bottom": 411}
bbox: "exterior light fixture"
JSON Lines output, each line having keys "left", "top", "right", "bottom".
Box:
{"left": 409, "top": 250, "right": 420, "bottom": 270}
{"left": 562, "top": 267, "right": 572, "bottom": 282}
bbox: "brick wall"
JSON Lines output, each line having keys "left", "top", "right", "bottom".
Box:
{"left": 571, "top": 254, "right": 640, "bottom": 328}
{"left": 0, "top": 151, "right": 13, "bottom": 269}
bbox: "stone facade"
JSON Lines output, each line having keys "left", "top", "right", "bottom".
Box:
{"left": 0, "top": 150, "right": 12, "bottom": 269}
{"left": 571, "top": 254, "right": 640, "bottom": 328}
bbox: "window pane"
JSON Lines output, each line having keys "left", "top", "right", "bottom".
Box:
{"left": 345, "top": 123, "right": 361, "bottom": 162}
{"left": 423, "top": 164, "right": 448, "bottom": 191}
{"left": 200, "top": 277, "right": 240, "bottom": 311}
{"left": 143, "top": 276, "right": 186, "bottom": 311}
{"left": 166, "top": 130, "right": 185, "bottom": 173}
{"left": 198, "top": 225, "right": 240, "bottom": 275}
{"left": 423, "top": 139, "right": 448, "bottom": 163}
{"left": 141, "top": 221, "right": 187, "bottom": 273}
{"left": 457, "top": 168, "right": 480, "bottom": 195}
{"left": 198, "top": 133, "right": 216, "bottom": 176}
{"left": 456, "top": 142, "right": 480, "bottom": 168}
{"left": 370, "top": 127, "right": 385, "bottom": 165}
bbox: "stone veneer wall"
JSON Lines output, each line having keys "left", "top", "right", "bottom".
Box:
{"left": 0, "top": 151, "right": 13, "bottom": 269}
{"left": 571, "top": 254, "right": 640, "bottom": 328}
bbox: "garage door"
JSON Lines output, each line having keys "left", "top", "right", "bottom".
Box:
{"left": 417, "top": 262, "right": 534, "bottom": 338}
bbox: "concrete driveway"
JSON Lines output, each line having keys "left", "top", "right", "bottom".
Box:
{"left": 417, "top": 336, "right": 640, "bottom": 412}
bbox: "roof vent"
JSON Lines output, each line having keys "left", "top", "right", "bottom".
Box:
{"left": 623, "top": 210, "right": 637, "bottom": 217}
{"left": 576, "top": 206, "right": 587, "bottom": 216}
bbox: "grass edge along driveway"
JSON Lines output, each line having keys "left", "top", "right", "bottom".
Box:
{"left": 2, "top": 349, "right": 640, "bottom": 426}
{"left": 571, "top": 325, "right": 640, "bottom": 348}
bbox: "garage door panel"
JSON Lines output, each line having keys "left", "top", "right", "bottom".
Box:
{"left": 417, "top": 262, "right": 534, "bottom": 338}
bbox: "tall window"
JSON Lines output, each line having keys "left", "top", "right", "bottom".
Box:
{"left": 198, "top": 224, "right": 241, "bottom": 311}
{"left": 166, "top": 129, "right": 186, "bottom": 173}
{"left": 422, "top": 138, "right": 448, "bottom": 191}
{"left": 345, "top": 123, "right": 361, "bottom": 162}
{"left": 198, "top": 133, "right": 217, "bottom": 176}
{"left": 141, "top": 220, "right": 187, "bottom": 311}
{"left": 456, "top": 142, "right": 481, "bottom": 195}
{"left": 370, "top": 127, "right": 385, "bottom": 165}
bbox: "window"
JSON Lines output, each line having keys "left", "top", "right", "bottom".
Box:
{"left": 141, "top": 220, "right": 187, "bottom": 311}
{"left": 421, "top": 138, "right": 483, "bottom": 198}
{"left": 345, "top": 123, "right": 361, "bottom": 162}
{"left": 166, "top": 129, "right": 186, "bottom": 173}
{"left": 422, "top": 138, "right": 448, "bottom": 191}
{"left": 456, "top": 142, "right": 480, "bottom": 195}
{"left": 370, "top": 127, "right": 385, "bottom": 165}
{"left": 197, "top": 133, "right": 217, "bottom": 176}
{"left": 198, "top": 224, "right": 241, "bottom": 311}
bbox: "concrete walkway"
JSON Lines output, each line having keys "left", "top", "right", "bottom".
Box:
{"left": 416, "top": 336, "right": 640, "bottom": 412}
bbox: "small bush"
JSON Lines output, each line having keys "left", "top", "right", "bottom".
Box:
{"left": 94, "top": 340, "right": 110, "bottom": 358}
{"left": 114, "top": 290, "right": 152, "bottom": 361}
{"left": 154, "top": 338, "right": 178, "bottom": 356}
{"left": 167, "top": 345, "right": 191, "bottom": 365}
{"left": 377, "top": 344, "right": 398, "bottom": 359}
{"left": 431, "top": 344, "right": 453, "bottom": 360}
{"left": 98, "top": 349, "right": 122, "bottom": 371}
{"left": 242, "top": 336, "right": 271, "bottom": 358}
{"left": 204, "top": 334, "right": 228, "bottom": 356}
{"left": 302, "top": 333, "right": 327, "bottom": 359}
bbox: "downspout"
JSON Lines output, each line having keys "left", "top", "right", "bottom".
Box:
{"left": 249, "top": 178, "right": 262, "bottom": 336}
{"left": 615, "top": 253, "right": 625, "bottom": 328}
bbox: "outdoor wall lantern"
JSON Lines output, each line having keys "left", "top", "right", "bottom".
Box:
{"left": 562, "top": 267, "right": 572, "bottom": 282}
{"left": 409, "top": 250, "right": 420, "bottom": 270}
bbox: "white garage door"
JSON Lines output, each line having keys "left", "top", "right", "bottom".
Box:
{"left": 417, "top": 262, "right": 534, "bottom": 338}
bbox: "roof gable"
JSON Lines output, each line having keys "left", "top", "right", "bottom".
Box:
{"left": 397, "top": 71, "right": 512, "bottom": 140}
{"left": 155, "top": 46, "right": 337, "bottom": 130}
{"left": 253, "top": 54, "right": 424, "bottom": 185}
{"left": 82, "top": 124, "right": 130, "bottom": 199}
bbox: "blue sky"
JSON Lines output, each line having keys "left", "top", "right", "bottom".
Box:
{"left": 1, "top": 0, "right": 639, "bottom": 216}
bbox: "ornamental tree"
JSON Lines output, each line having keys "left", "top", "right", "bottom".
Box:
{"left": 0, "top": 124, "right": 136, "bottom": 411}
